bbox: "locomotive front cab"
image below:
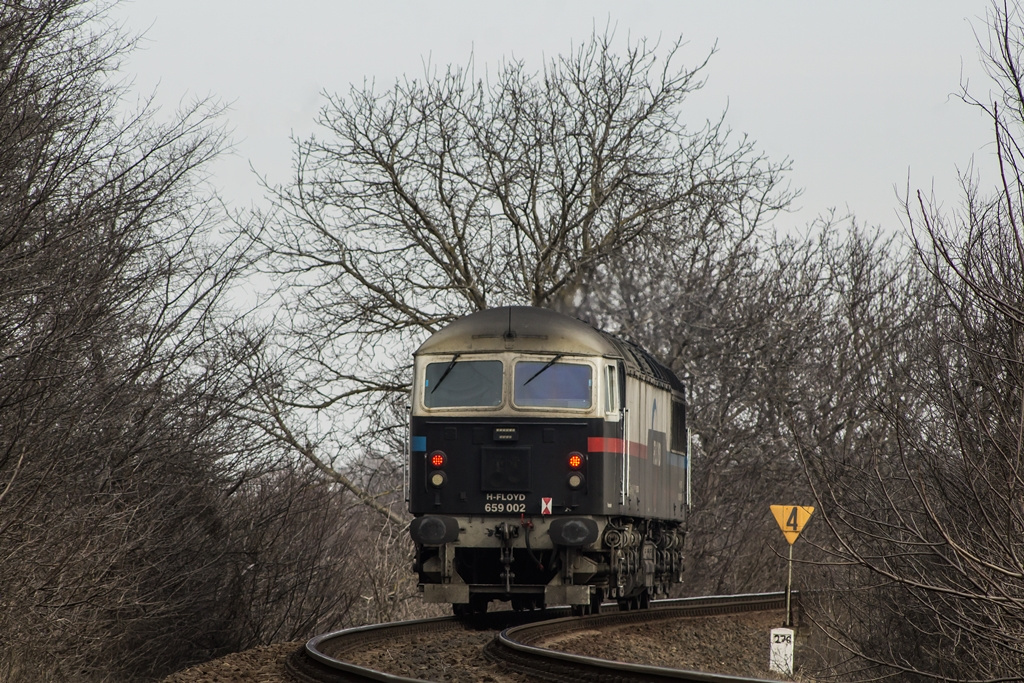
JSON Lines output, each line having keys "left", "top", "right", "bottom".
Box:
{"left": 410, "top": 350, "right": 615, "bottom": 516}
{"left": 407, "top": 309, "right": 628, "bottom": 611}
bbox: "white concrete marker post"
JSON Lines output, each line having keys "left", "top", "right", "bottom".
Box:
{"left": 769, "top": 627, "right": 795, "bottom": 675}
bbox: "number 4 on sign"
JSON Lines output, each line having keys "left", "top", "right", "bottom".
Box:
{"left": 770, "top": 505, "right": 814, "bottom": 544}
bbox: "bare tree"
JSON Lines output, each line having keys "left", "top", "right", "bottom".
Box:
{"left": 243, "top": 31, "right": 793, "bottom": 520}
{"left": 0, "top": 1, "right": 368, "bottom": 679}
{"left": 796, "top": 2, "right": 1024, "bottom": 679}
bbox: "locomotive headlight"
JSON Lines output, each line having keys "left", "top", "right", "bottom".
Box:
{"left": 567, "top": 472, "right": 585, "bottom": 489}
{"left": 429, "top": 471, "right": 447, "bottom": 488}
{"left": 429, "top": 451, "right": 446, "bottom": 468}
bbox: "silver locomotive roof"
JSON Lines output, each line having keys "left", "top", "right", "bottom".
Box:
{"left": 415, "top": 306, "right": 685, "bottom": 395}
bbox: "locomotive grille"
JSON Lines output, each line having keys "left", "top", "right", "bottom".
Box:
{"left": 480, "top": 446, "right": 531, "bottom": 491}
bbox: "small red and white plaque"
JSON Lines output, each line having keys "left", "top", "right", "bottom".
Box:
{"left": 541, "top": 497, "right": 552, "bottom": 515}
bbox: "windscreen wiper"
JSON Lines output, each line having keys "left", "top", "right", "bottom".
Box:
{"left": 523, "top": 354, "right": 564, "bottom": 386}
{"left": 430, "top": 353, "right": 461, "bottom": 394}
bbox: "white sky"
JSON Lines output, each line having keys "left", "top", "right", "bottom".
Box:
{"left": 111, "top": 1, "right": 998, "bottom": 234}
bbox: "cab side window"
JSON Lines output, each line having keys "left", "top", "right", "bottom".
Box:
{"left": 670, "top": 398, "right": 687, "bottom": 451}
{"left": 604, "top": 364, "right": 618, "bottom": 414}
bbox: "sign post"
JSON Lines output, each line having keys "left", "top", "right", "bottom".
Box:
{"left": 769, "top": 504, "right": 814, "bottom": 626}
{"left": 768, "top": 505, "right": 814, "bottom": 675}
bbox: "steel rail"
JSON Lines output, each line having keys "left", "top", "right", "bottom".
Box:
{"left": 286, "top": 610, "right": 570, "bottom": 682}
{"left": 489, "top": 592, "right": 794, "bottom": 682}
{"left": 288, "top": 593, "right": 796, "bottom": 683}
{"left": 289, "top": 615, "right": 456, "bottom": 683}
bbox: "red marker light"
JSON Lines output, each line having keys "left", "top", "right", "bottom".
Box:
{"left": 568, "top": 452, "right": 583, "bottom": 469}
{"left": 430, "top": 451, "right": 446, "bottom": 468}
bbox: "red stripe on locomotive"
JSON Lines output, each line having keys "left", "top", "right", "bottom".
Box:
{"left": 587, "top": 437, "right": 648, "bottom": 458}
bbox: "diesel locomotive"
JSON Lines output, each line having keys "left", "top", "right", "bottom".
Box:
{"left": 407, "top": 306, "right": 691, "bottom": 614}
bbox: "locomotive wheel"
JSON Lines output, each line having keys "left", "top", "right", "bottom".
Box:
{"left": 617, "top": 588, "right": 649, "bottom": 611}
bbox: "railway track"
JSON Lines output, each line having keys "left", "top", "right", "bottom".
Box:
{"left": 287, "top": 593, "right": 797, "bottom": 683}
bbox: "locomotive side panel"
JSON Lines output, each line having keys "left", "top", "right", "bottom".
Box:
{"left": 609, "top": 375, "right": 686, "bottom": 521}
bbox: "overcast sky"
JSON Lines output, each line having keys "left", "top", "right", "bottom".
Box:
{"left": 111, "top": 1, "right": 997, "bottom": 234}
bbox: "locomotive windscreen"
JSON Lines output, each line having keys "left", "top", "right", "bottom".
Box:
{"left": 424, "top": 360, "right": 502, "bottom": 407}
{"left": 513, "top": 361, "right": 592, "bottom": 409}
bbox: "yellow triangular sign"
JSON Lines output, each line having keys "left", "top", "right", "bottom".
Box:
{"left": 770, "top": 505, "right": 815, "bottom": 545}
